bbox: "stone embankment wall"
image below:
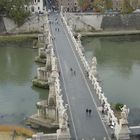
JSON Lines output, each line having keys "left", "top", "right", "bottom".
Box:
{"left": 64, "top": 13, "right": 140, "bottom": 31}
{"left": 0, "top": 17, "right": 6, "bottom": 33}
{"left": 0, "top": 14, "right": 47, "bottom": 34}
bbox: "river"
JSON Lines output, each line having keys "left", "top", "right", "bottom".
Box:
{"left": 82, "top": 35, "right": 140, "bottom": 126}
{"left": 0, "top": 39, "right": 48, "bottom": 125}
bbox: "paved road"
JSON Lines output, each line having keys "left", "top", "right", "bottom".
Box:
{"left": 49, "top": 13, "right": 111, "bottom": 140}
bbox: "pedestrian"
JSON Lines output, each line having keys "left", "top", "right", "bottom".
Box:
{"left": 58, "top": 28, "right": 59, "bottom": 32}
{"left": 70, "top": 68, "right": 73, "bottom": 71}
{"left": 86, "top": 109, "right": 88, "bottom": 114}
{"left": 89, "top": 109, "right": 92, "bottom": 115}
{"left": 74, "top": 70, "right": 76, "bottom": 75}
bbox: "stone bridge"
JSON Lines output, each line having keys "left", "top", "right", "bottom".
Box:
{"left": 27, "top": 10, "right": 131, "bottom": 140}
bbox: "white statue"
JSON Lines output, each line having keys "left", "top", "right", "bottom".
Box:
{"left": 59, "top": 109, "right": 68, "bottom": 130}
{"left": 92, "top": 57, "right": 97, "bottom": 66}
{"left": 121, "top": 105, "right": 129, "bottom": 120}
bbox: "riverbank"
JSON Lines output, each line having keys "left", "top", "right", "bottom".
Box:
{"left": 0, "top": 33, "right": 38, "bottom": 42}
{"left": 0, "top": 125, "right": 35, "bottom": 140}
{"left": 81, "top": 30, "right": 140, "bottom": 37}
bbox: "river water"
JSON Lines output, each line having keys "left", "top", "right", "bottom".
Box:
{"left": 0, "top": 40, "right": 48, "bottom": 125}
{"left": 82, "top": 35, "right": 140, "bottom": 126}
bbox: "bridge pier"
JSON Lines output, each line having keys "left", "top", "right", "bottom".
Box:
{"left": 115, "top": 105, "right": 130, "bottom": 140}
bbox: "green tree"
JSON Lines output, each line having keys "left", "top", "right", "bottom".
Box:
{"left": 93, "top": 0, "right": 105, "bottom": 12}
{"left": 0, "top": 0, "right": 31, "bottom": 26}
{"left": 78, "top": 0, "right": 89, "bottom": 11}
{"left": 121, "top": 0, "right": 133, "bottom": 14}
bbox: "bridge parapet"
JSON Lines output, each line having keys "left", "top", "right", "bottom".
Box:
{"left": 29, "top": 18, "right": 71, "bottom": 139}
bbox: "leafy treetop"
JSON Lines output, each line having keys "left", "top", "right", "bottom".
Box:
{"left": 0, "top": 0, "right": 32, "bottom": 26}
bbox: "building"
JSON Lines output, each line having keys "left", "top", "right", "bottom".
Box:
{"left": 112, "top": 0, "right": 122, "bottom": 11}
{"left": 57, "top": 0, "right": 79, "bottom": 12}
{"left": 27, "top": 0, "right": 44, "bottom": 13}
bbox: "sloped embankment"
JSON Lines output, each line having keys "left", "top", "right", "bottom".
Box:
{"left": 0, "top": 17, "right": 6, "bottom": 33}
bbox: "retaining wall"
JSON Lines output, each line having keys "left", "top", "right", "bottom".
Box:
{"left": 64, "top": 13, "right": 140, "bottom": 31}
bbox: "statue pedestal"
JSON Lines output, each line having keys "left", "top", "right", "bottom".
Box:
{"left": 117, "top": 119, "right": 130, "bottom": 140}
{"left": 57, "top": 128, "right": 71, "bottom": 140}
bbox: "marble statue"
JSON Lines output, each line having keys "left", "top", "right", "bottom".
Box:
{"left": 92, "top": 57, "right": 97, "bottom": 66}
{"left": 59, "top": 109, "right": 68, "bottom": 130}
{"left": 121, "top": 105, "right": 129, "bottom": 120}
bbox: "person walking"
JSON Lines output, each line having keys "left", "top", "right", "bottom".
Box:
{"left": 89, "top": 109, "right": 92, "bottom": 116}
{"left": 86, "top": 109, "right": 88, "bottom": 115}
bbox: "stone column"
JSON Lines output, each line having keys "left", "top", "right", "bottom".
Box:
{"left": 57, "top": 109, "right": 70, "bottom": 140}
{"left": 36, "top": 101, "right": 47, "bottom": 118}
{"left": 47, "top": 75, "right": 56, "bottom": 121}
{"left": 115, "top": 105, "right": 130, "bottom": 140}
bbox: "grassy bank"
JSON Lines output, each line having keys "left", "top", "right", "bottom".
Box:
{"left": 0, "top": 34, "right": 38, "bottom": 42}
{"left": 81, "top": 30, "right": 140, "bottom": 37}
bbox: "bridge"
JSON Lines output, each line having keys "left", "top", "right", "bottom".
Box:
{"left": 29, "top": 10, "right": 131, "bottom": 140}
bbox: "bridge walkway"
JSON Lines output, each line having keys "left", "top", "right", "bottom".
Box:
{"left": 49, "top": 13, "right": 111, "bottom": 140}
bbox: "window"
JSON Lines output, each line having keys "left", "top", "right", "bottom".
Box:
{"left": 38, "top": 0, "right": 40, "bottom": 2}
{"left": 38, "top": 7, "right": 40, "bottom": 10}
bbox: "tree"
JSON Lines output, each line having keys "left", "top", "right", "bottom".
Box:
{"left": 105, "top": 0, "right": 113, "bottom": 10}
{"left": 121, "top": 0, "right": 133, "bottom": 14}
{"left": 0, "top": 0, "right": 31, "bottom": 26}
{"left": 93, "top": 0, "right": 112, "bottom": 12}
{"left": 93, "top": 0, "right": 105, "bottom": 12}
{"left": 78, "top": 0, "right": 92, "bottom": 11}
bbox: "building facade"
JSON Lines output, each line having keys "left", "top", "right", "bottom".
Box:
{"left": 129, "top": 0, "right": 140, "bottom": 9}
{"left": 28, "top": 0, "right": 44, "bottom": 13}
{"left": 57, "top": 0, "right": 79, "bottom": 12}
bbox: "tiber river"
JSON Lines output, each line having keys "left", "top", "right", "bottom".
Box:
{"left": 0, "top": 39, "right": 48, "bottom": 125}
{"left": 0, "top": 35, "right": 140, "bottom": 126}
{"left": 82, "top": 35, "right": 140, "bottom": 126}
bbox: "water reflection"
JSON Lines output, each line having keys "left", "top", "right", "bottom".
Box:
{"left": 82, "top": 35, "right": 140, "bottom": 125}
{"left": 0, "top": 40, "right": 48, "bottom": 124}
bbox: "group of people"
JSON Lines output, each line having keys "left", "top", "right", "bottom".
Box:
{"left": 70, "top": 67, "right": 76, "bottom": 76}
{"left": 86, "top": 109, "right": 92, "bottom": 116}
{"left": 54, "top": 17, "right": 60, "bottom": 32}
{"left": 55, "top": 27, "right": 59, "bottom": 32}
